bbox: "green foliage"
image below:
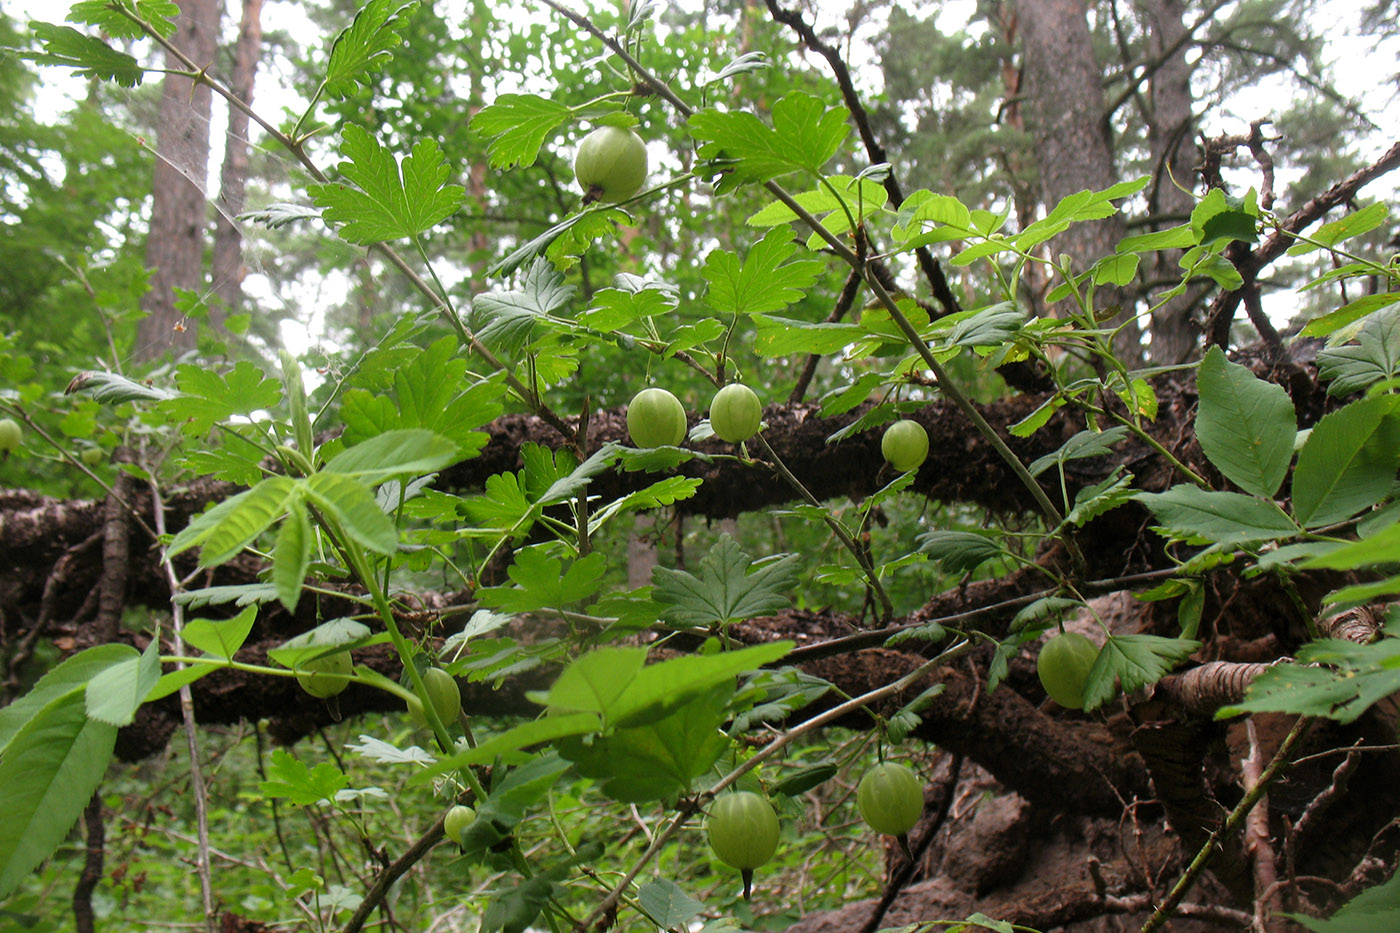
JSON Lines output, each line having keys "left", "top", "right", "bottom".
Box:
{"left": 5, "top": 0, "right": 1400, "bottom": 928}
{"left": 309, "top": 125, "right": 465, "bottom": 244}
{"left": 1194, "top": 346, "right": 1296, "bottom": 497}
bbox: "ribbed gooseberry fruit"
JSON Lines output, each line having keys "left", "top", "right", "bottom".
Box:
{"left": 408, "top": 667, "right": 462, "bottom": 727}
{"left": 296, "top": 650, "right": 353, "bottom": 699}
{"left": 444, "top": 804, "right": 476, "bottom": 846}
{"left": 574, "top": 126, "right": 647, "bottom": 203}
{"left": 709, "top": 383, "right": 762, "bottom": 443}
{"left": 881, "top": 420, "right": 928, "bottom": 472}
{"left": 1037, "top": 631, "right": 1099, "bottom": 710}
{"left": 626, "top": 387, "right": 687, "bottom": 448}
{"left": 857, "top": 762, "right": 924, "bottom": 836}
{"left": 706, "top": 790, "right": 780, "bottom": 899}
{"left": 81, "top": 446, "right": 106, "bottom": 467}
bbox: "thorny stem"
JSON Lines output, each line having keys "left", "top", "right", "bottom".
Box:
{"left": 147, "top": 474, "right": 218, "bottom": 933}
{"left": 753, "top": 434, "right": 895, "bottom": 623}
{"left": 573, "top": 638, "right": 975, "bottom": 932}
{"left": 1140, "top": 716, "right": 1310, "bottom": 933}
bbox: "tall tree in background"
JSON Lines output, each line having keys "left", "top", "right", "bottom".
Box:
{"left": 135, "top": 0, "right": 220, "bottom": 361}
{"left": 212, "top": 0, "right": 263, "bottom": 320}
{"left": 1138, "top": 0, "right": 1200, "bottom": 363}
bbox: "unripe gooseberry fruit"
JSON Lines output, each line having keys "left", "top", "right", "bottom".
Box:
{"left": 1037, "top": 631, "right": 1099, "bottom": 710}
{"left": 857, "top": 762, "right": 924, "bottom": 836}
{"left": 296, "top": 650, "right": 353, "bottom": 699}
{"left": 707, "top": 790, "right": 780, "bottom": 900}
{"left": 881, "top": 419, "right": 928, "bottom": 472}
{"left": 574, "top": 126, "right": 647, "bottom": 203}
{"left": 444, "top": 804, "right": 476, "bottom": 845}
{"left": 0, "top": 418, "right": 21, "bottom": 453}
{"left": 626, "top": 387, "right": 687, "bottom": 448}
{"left": 709, "top": 383, "right": 762, "bottom": 443}
{"left": 408, "top": 667, "right": 461, "bottom": 727}
{"left": 81, "top": 447, "right": 106, "bottom": 467}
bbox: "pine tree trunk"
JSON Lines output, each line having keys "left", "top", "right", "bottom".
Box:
{"left": 212, "top": 0, "right": 263, "bottom": 322}
{"left": 1016, "top": 0, "right": 1141, "bottom": 361}
{"left": 1139, "top": 0, "right": 1200, "bottom": 364}
{"left": 135, "top": 0, "right": 221, "bottom": 361}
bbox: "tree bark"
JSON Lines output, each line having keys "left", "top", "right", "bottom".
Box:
{"left": 1139, "top": 0, "right": 1200, "bottom": 364}
{"left": 211, "top": 0, "right": 263, "bottom": 322}
{"left": 135, "top": 0, "right": 221, "bottom": 361}
{"left": 1017, "top": 0, "right": 1140, "bottom": 359}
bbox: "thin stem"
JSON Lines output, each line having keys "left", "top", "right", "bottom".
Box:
{"left": 147, "top": 474, "right": 217, "bottom": 933}
{"left": 753, "top": 434, "right": 895, "bottom": 623}
{"left": 573, "top": 638, "right": 975, "bottom": 931}
{"left": 1140, "top": 716, "right": 1310, "bottom": 933}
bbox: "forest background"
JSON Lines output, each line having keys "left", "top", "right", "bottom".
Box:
{"left": 3, "top": 0, "right": 1400, "bottom": 932}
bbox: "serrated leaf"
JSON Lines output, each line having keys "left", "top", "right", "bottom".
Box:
{"left": 560, "top": 683, "right": 732, "bottom": 801}
{"left": 309, "top": 125, "right": 464, "bottom": 244}
{"left": 471, "top": 94, "right": 572, "bottom": 169}
{"left": 158, "top": 361, "right": 281, "bottom": 436}
{"left": 1218, "top": 637, "right": 1400, "bottom": 724}
{"left": 690, "top": 92, "right": 849, "bottom": 188}
{"left": 68, "top": 1, "right": 180, "bottom": 39}
{"left": 323, "top": 428, "right": 461, "bottom": 482}
{"left": 1315, "top": 306, "right": 1400, "bottom": 393}
{"left": 477, "top": 550, "right": 606, "bottom": 613}
{"left": 0, "top": 690, "right": 117, "bottom": 901}
{"left": 1287, "top": 202, "right": 1389, "bottom": 256}
{"left": 1116, "top": 224, "right": 1198, "bottom": 253}
{"left": 168, "top": 476, "right": 298, "bottom": 567}
{"left": 916, "top": 531, "right": 1006, "bottom": 573}
{"left": 469, "top": 258, "right": 577, "bottom": 355}
{"left": 1027, "top": 426, "right": 1129, "bottom": 479}
{"left": 753, "top": 314, "right": 861, "bottom": 357}
{"left": 1133, "top": 485, "right": 1297, "bottom": 546}
{"left": 258, "top": 748, "right": 349, "bottom": 805}
{"left": 945, "top": 301, "right": 1025, "bottom": 348}
{"left": 341, "top": 337, "right": 503, "bottom": 455}
{"left": 0, "top": 646, "right": 132, "bottom": 756}
{"left": 85, "top": 640, "right": 160, "bottom": 727}
{"left": 1292, "top": 395, "right": 1400, "bottom": 527}
{"left": 321, "top": 0, "right": 419, "bottom": 99}
{"left": 638, "top": 878, "right": 705, "bottom": 929}
{"left": 1195, "top": 346, "right": 1296, "bottom": 497}
{"left": 27, "top": 23, "right": 143, "bottom": 87}
{"left": 1083, "top": 634, "right": 1199, "bottom": 710}
{"left": 652, "top": 535, "right": 800, "bottom": 627}
{"left": 703, "top": 229, "right": 822, "bottom": 317}
{"left": 305, "top": 472, "right": 399, "bottom": 554}
{"left": 274, "top": 504, "right": 313, "bottom": 612}
{"left": 180, "top": 605, "right": 258, "bottom": 659}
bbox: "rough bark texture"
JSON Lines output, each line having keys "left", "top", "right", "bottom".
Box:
{"left": 135, "top": 0, "right": 220, "bottom": 360}
{"left": 1139, "top": 0, "right": 1201, "bottom": 364}
{"left": 1017, "top": 0, "right": 1140, "bottom": 357}
{"left": 211, "top": 0, "right": 263, "bottom": 320}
